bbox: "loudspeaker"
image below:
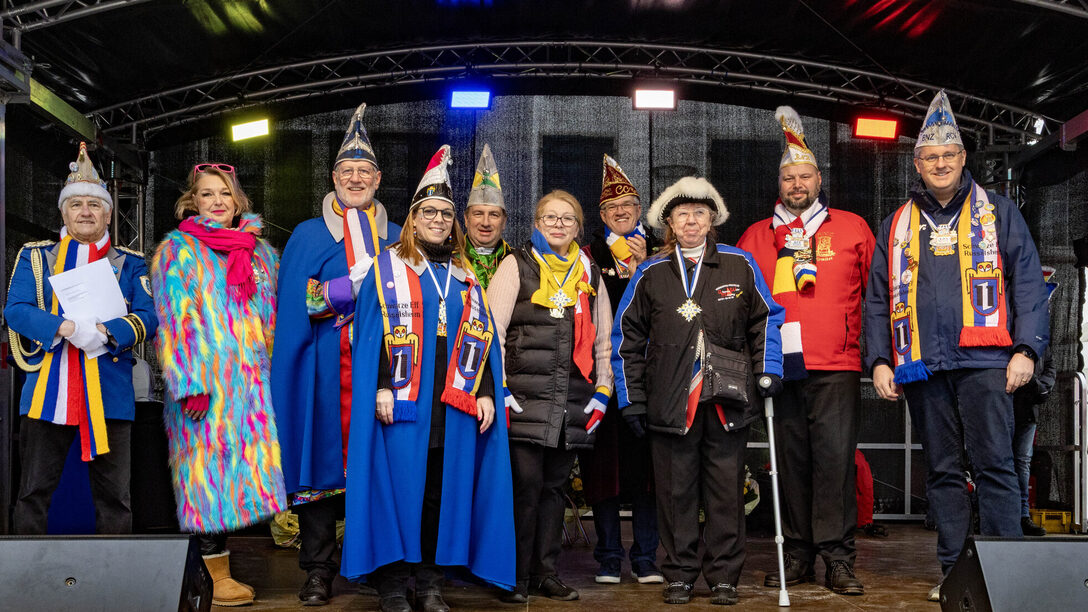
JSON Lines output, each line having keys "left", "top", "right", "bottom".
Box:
{"left": 0, "top": 534, "right": 211, "bottom": 611}
{"left": 941, "top": 536, "right": 1088, "bottom": 611}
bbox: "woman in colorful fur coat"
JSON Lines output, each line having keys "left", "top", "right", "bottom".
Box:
{"left": 341, "top": 146, "right": 515, "bottom": 612}
{"left": 151, "top": 164, "right": 287, "bottom": 607}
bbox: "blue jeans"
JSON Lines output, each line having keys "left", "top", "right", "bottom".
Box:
{"left": 592, "top": 493, "right": 659, "bottom": 565}
{"left": 1012, "top": 422, "right": 1036, "bottom": 517}
{"left": 903, "top": 368, "right": 1021, "bottom": 574}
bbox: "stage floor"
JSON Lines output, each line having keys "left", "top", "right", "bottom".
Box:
{"left": 227, "top": 520, "right": 944, "bottom": 610}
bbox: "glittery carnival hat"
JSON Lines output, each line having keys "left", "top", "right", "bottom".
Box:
{"left": 57, "top": 141, "right": 113, "bottom": 210}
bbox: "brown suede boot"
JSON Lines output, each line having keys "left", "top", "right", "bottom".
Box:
{"left": 203, "top": 551, "right": 256, "bottom": 606}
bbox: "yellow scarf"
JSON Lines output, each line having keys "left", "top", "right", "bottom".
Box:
{"left": 530, "top": 241, "right": 594, "bottom": 309}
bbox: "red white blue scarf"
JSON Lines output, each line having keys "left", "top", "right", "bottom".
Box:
{"left": 375, "top": 253, "right": 495, "bottom": 422}
{"left": 29, "top": 230, "right": 112, "bottom": 461}
{"left": 770, "top": 199, "right": 827, "bottom": 380}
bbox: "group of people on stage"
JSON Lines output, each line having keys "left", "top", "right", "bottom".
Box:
{"left": 4, "top": 89, "right": 1051, "bottom": 608}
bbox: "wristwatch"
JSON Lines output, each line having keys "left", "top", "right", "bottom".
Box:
{"left": 1017, "top": 346, "right": 1037, "bottom": 361}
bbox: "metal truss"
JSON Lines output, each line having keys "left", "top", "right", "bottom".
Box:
{"left": 0, "top": 0, "right": 152, "bottom": 38}
{"left": 110, "top": 177, "right": 145, "bottom": 253}
{"left": 1011, "top": 0, "right": 1088, "bottom": 19}
{"left": 89, "top": 41, "right": 1055, "bottom": 145}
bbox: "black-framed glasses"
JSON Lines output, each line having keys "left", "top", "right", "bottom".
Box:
{"left": 419, "top": 206, "right": 455, "bottom": 222}
{"left": 538, "top": 214, "right": 578, "bottom": 227}
{"left": 193, "top": 163, "right": 235, "bottom": 175}
{"left": 916, "top": 151, "right": 963, "bottom": 165}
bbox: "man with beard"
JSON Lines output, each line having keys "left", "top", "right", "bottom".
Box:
{"left": 737, "top": 107, "right": 874, "bottom": 596}
{"left": 461, "top": 144, "right": 510, "bottom": 289}
{"left": 272, "top": 102, "right": 402, "bottom": 606}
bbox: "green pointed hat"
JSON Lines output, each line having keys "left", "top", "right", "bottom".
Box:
{"left": 466, "top": 143, "right": 504, "bottom": 210}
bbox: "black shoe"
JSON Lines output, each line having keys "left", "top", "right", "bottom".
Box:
{"left": 663, "top": 581, "right": 694, "bottom": 604}
{"left": 379, "top": 594, "right": 412, "bottom": 612}
{"left": 826, "top": 560, "right": 864, "bottom": 595}
{"left": 710, "top": 583, "right": 738, "bottom": 605}
{"left": 763, "top": 554, "right": 815, "bottom": 587}
{"left": 500, "top": 582, "right": 528, "bottom": 604}
{"left": 530, "top": 575, "right": 579, "bottom": 600}
{"left": 1022, "top": 516, "right": 1047, "bottom": 536}
{"left": 298, "top": 573, "right": 331, "bottom": 606}
{"left": 417, "top": 590, "right": 450, "bottom": 612}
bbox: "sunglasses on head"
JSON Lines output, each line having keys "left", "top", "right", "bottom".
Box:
{"left": 192, "top": 163, "right": 236, "bottom": 176}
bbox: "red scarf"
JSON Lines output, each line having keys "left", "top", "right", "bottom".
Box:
{"left": 179, "top": 217, "right": 257, "bottom": 304}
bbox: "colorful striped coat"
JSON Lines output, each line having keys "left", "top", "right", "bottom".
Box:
{"left": 150, "top": 213, "right": 287, "bottom": 533}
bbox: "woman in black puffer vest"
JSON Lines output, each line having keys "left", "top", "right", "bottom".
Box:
{"left": 488, "top": 189, "right": 614, "bottom": 603}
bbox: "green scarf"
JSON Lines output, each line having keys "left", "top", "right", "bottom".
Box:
{"left": 464, "top": 240, "right": 510, "bottom": 288}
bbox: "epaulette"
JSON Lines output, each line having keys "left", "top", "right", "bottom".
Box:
{"left": 115, "top": 245, "right": 146, "bottom": 258}
{"left": 22, "top": 240, "right": 55, "bottom": 249}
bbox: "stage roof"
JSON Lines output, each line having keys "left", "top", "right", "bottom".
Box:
{"left": 4, "top": 0, "right": 1087, "bottom": 150}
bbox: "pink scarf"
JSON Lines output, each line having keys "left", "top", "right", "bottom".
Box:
{"left": 179, "top": 217, "right": 257, "bottom": 303}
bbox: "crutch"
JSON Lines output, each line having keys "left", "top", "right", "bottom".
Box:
{"left": 759, "top": 375, "right": 790, "bottom": 607}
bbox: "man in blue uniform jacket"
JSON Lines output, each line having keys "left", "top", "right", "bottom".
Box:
{"left": 271, "top": 102, "right": 402, "bottom": 606}
{"left": 4, "top": 142, "right": 156, "bottom": 534}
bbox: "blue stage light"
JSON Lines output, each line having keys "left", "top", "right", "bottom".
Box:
{"left": 450, "top": 90, "right": 491, "bottom": 109}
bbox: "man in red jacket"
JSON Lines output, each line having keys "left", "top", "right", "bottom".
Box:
{"left": 737, "top": 106, "right": 874, "bottom": 596}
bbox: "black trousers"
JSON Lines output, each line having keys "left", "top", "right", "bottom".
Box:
{"left": 296, "top": 494, "right": 346, "bottom": 580}
{"left": 509, "top": 439, "right": 577, "bottom": 588}
{"left": 650, "top": 403, "right": 749, "bottom": 587}
{"left": 14, "top": 416, "right": 132, "bottom": 535}
{"left": 773, "top": 371, "right": 859, "bottom": 566}
{"left": 373, "top": 448, "right": 445, "bottom": 596}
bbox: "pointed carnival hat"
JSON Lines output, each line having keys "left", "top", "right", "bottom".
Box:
{"left": 410, "top": 144, "right": 454, "bottom": 210}
{"left": 600, "top": 154, "right": 640, "bottom": 206}
{"left": 466, "top": 143, "right": 504, "bottom": 210}
{"left": 334, "top": 102, "right": 380, "bottom": 169}
{"left": 646, "top": 176, "right": 728, "bottom": 230}
{"left": 775, "top": 106, "right": 818, "bottom": 169}
{"left": 57, "top": 141, "right": 113, "bottom": 210}
{"left": 915, "top": 90, "right": 963, "bottom": 150}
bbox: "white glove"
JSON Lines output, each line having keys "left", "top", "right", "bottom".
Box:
{"left": 349, "top": 254, "right": 375, "bottom": 298}
{"left": 506, "top": 391, "right": 524, "bottom": 414}
{"left": 66, "top": 317, "right": 107, "bottom": 354}
{"left": 583, "top": 394, "right": 608, "bottom": 434}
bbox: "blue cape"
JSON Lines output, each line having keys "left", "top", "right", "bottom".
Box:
{"left": 271, "top": 216, "right": 400, "bottom": 493}
{"left": 341, "top": 251, "right": 516, "bottom": 589}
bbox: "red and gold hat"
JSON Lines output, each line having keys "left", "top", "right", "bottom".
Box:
{"left": 776, "top": 106, "right": 818, "bottom": 169}
{"left": 600, "top": 154, "right": 639, "bottom": 207}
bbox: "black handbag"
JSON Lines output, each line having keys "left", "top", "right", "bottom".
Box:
{"left": 700, "top": 340, "right": 753, "bottom": 407}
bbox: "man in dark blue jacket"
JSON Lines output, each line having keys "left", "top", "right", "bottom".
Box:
{"left": 864, "top": 91, "right": 1049, "bottom": 602}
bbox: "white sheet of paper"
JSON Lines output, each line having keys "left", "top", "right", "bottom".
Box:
{"left": 48, "top": 258, "right": 127, "bottom": 359}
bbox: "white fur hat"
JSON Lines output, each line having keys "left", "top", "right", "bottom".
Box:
{"left": 646, "top": 176, "right": 728, "bottom": 230}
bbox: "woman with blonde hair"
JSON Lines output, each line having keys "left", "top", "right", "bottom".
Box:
{"left": 487, "top": 189, "right": 614, "bottom": 602}
{"left": 151, "top": 163, "right": 287, "bottom": 607}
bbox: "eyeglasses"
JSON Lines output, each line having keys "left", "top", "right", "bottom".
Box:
{"left": 337, "top": 166, "right": 376, "bottom": 180}
{"left": 602, "top": 202, "right": 639, "bottom": 213}
{"left": 418, "top": 206, "right": 455, "bottom": 222}
{"left": 193, "top": 163, "right": 235, "bottom": 175}
{"left": 538, "top": 214, "right": 579, "bottom": 228}
{"left": 916, "top": 151, "right": 963, "bottom": 166}
{"left": 671, "top": 208, "right": 712, "bottom": 222}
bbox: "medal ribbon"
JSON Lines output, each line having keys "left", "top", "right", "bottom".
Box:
{"left": 675, "top": 244, "right": 704, "bottom": 302}
{"left": 419, "top": 250, "right": 454, "bottom": 337}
